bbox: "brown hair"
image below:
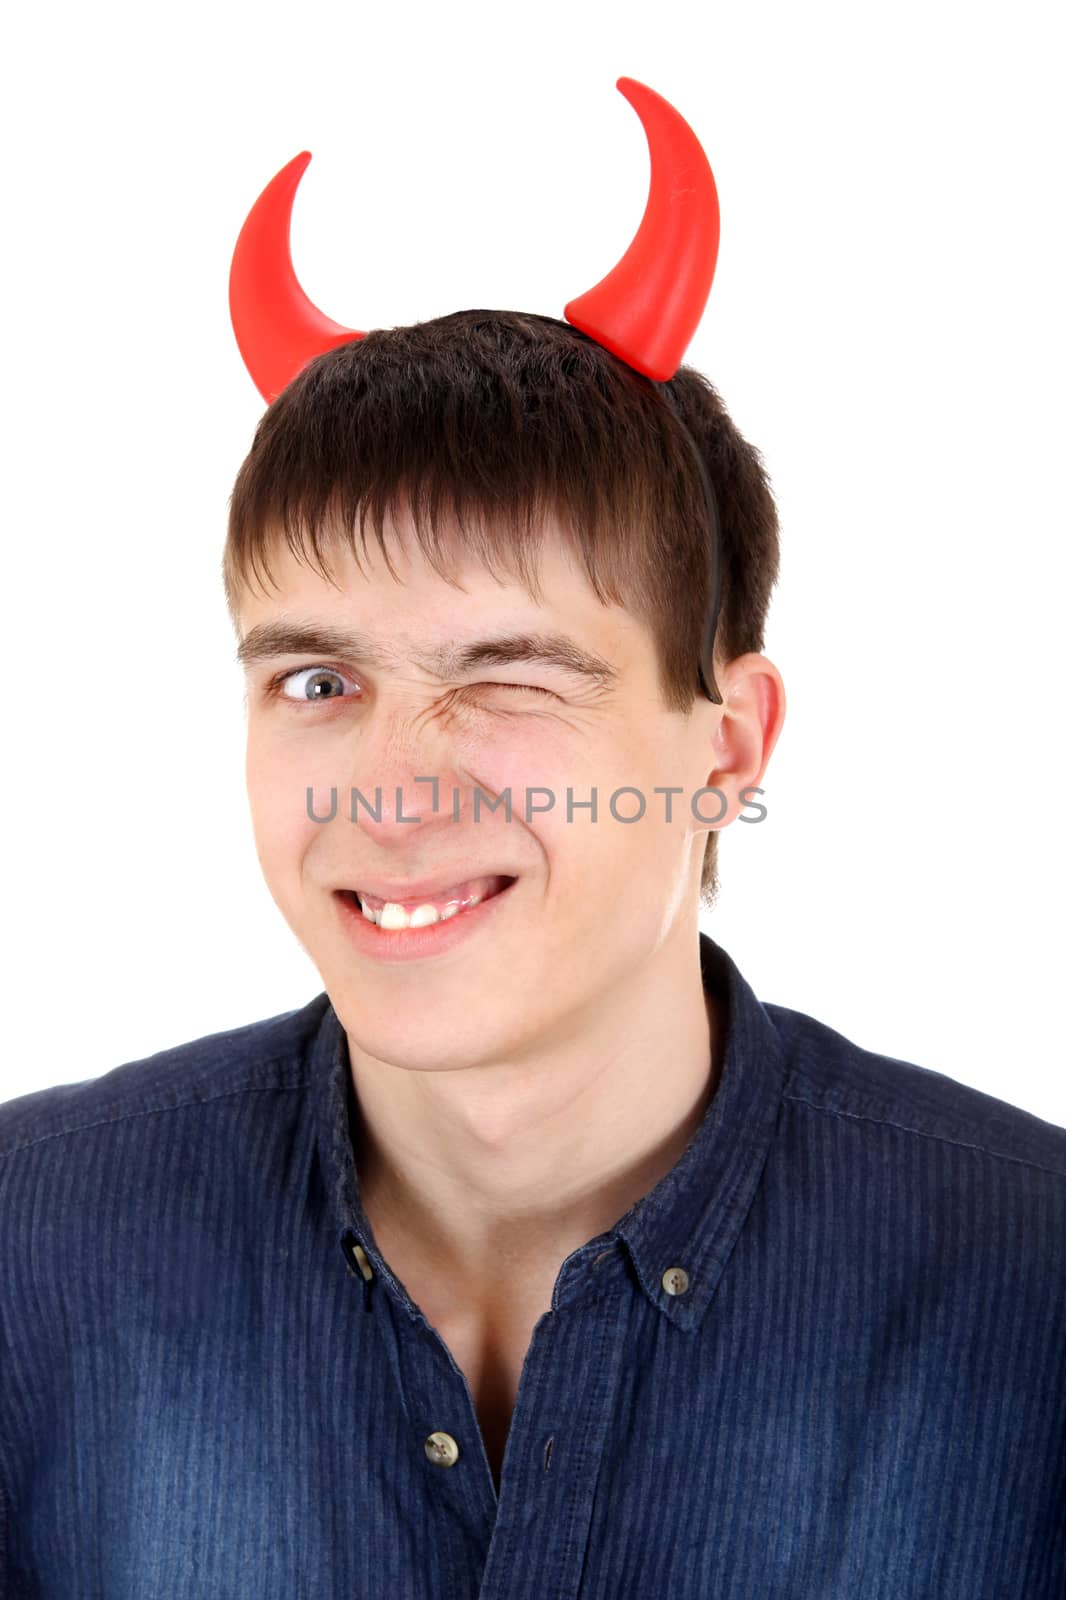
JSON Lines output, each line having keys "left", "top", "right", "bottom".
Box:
{"left": 224, "top": 309, "right": 780, "bottom": 907}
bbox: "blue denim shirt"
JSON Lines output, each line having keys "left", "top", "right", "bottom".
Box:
{"left": 2, "top": 932, "right": 1064, "bottom": 1597}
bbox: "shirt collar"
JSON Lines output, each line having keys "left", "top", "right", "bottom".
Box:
{"left": 309, "top": 931, "right": 788, "bottom": 1335}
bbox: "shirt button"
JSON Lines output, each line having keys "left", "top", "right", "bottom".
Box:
{"left": 339, "top": 1232, "right": 374, "bottom": 1280}
{"left": 661, "top": 1265, "right": 690, "bottom": 1296}
{"left": 424, "top": 1431, "right": 460, "bottom": 1468}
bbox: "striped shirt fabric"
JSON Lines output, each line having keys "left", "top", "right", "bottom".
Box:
{"left": 1, "top": 932, "right": 1063, "bottom": 1596}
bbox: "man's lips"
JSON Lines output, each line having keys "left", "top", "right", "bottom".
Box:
{"left": 332, "top": 874, "right": 520, "bottom": 947}
{"left": 337, "top": 873, "right": 518, "bottom": 911}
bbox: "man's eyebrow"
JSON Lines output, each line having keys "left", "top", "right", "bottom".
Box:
{"left": 235, "top": 621, "right": 620, "bottom": 689}
{"left": 236, "top": 623, "right": 389, "bottom": 671}
{"left": 449, "top": 632, "right": 620, "bottom": 688}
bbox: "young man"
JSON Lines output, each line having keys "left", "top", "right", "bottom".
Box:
{"left": 2, "top": 81, "right": 1063, "bottom": 1597}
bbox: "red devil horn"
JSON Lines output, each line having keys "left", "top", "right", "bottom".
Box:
{"left": 228, "top": 151, "right": 366, "bottom": 404}
{"left": 564, "top": 78, "right": 720, "bottom": 382}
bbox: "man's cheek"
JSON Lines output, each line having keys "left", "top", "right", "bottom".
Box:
{"left": 246, "top": 758, "right": 324, "bottom": 880}
{"left": 466, "top": 730, "right": 596, "bottom": 836}
{"left": 248, "top": 727, "right": 332, "bottom": 815}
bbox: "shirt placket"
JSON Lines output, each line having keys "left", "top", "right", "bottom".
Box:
{"left": 347, "top": 1226, "right": 632, "bottom": 1598}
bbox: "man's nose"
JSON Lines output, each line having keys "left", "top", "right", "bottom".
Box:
{"left": 334, "top": 707, "right": 476, "bottom": 839}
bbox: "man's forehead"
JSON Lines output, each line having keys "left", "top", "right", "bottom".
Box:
{"left": 249, "top": 504, "right": 595, "bottom": 602}
{"left": 234, "top": 519, "right": 645, "bottom": 689}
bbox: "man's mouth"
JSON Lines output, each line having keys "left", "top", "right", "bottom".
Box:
{"left": 337, "top": 874, "right": 518, "bottom": 931}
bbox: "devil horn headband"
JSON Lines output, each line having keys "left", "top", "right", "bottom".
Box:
{"left": 228, "top": 76, "right": 720, "bottom": 402}
{"left": 227, "top": 76, "right": 725, "bottom": 705}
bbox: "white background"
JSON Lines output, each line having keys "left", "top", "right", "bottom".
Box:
{"left": 2, "top": 0, "right": 1063, "bottom": 1123}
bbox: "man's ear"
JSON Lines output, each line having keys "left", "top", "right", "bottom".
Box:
{"left": 700, "top": 653, "right": 786, "bottom": 832}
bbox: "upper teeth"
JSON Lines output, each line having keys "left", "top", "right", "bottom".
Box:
{"left": 359, "top": 896, "right": 480, "bottom": 930}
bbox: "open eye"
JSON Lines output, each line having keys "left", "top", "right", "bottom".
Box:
{"left": 277, "top": 666, "right": 359, "bottom": 702}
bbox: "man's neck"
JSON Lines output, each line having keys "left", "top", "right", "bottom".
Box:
{"left": 347, "top": 939, "right": 725, "bottom": 1307}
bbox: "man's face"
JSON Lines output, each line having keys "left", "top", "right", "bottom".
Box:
{"left": 238, "top": 515, "right": 722, "bottom": 1073}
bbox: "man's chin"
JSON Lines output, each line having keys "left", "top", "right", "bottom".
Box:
{"left": 337, "top": 1013, "right": 517, "bottom": 1079}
